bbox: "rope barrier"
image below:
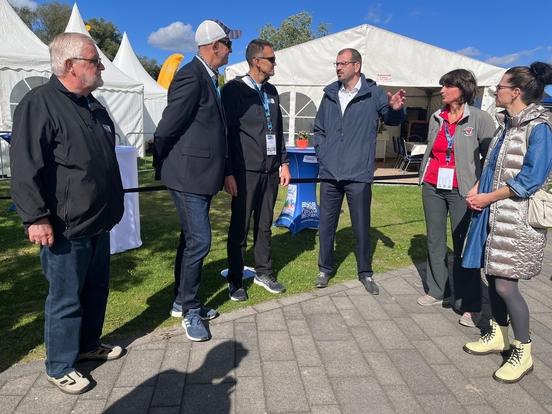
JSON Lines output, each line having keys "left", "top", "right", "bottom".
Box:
{"left": 0, "top": 174, "right": 419, "bottom": 200}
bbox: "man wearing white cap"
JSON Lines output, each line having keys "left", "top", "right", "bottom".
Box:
{"left": 154, "top": 19, "right": 241, "bottom": 342}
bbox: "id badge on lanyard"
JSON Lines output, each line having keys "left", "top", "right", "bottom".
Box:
{"left": 437, "top": 122, "right": 455, "bottom": 190}
{"left": 436, "top": 168, "right": 454, "bottom": 190}
{"left": 266, "top": 134, "right": 277, "bottom": 155}
{"left": 250, "top": 76, "right": 277, "bottom": 156}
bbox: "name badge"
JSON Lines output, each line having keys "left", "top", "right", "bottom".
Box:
{"left": 266, "top": 134, "right": 277, "bottom": 156}
{"left": 437, "top": 168, "right": 454, "bottom": 190}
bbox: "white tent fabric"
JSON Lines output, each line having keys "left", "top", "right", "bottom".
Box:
{"left": 113, "top": 32, "right": 167, "bottom": 151}
{"left": 0, "top": 0, "right": 50, "bottom": 128}
{"left": 65, "top": 3, "right": 145, "bottom": 155}
{"left": 226, "top": 24, "right": 506, "bottom": 147}
{"left": 0, "top": 0, "right": 51, "bottom": 176}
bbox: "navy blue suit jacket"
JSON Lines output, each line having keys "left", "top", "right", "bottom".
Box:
{"left": 154, "top": 57, "right": 229, "bottom": 195}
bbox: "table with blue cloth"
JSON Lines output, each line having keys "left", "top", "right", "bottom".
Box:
{"left": 274, "top": 147, "right": 320, "bottom": 235}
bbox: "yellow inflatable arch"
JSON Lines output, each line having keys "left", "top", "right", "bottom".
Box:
{"left": 157, "top": 53, "right": 184, "bottom": 89}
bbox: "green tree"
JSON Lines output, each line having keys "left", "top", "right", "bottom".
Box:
{"left": 258, "top": 11, "right": 329, "bottom": 51}
{"left": 86, "top": 17, "right": 121, "bottom": 60}
{"left": 138, "top": 55, "right": 162, "bottom": 81}
{"left": 12, "top": 6, "right": 35, "bottom": 29}
{"left": 34, "top": 2, "right": 71, "bottom": 44}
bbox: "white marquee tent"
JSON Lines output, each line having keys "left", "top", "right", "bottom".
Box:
{"left": 65, "top": 3, "right": 145, "bottom": 154}
{"left": 226, "top": 24, "right": 506, "bottom": 149}
{"left": 113, "top": 32, "right": 167, "bottom": 155}
{"left": 0, "top": 0, "right": 51, "bottom": 176}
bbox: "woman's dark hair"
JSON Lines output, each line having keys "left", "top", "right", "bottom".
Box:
{"left": 505, "top": 62, "right": 552, "bottom": 104}
{"left": 439, "top": 69, "right": 478, "bottom": 105}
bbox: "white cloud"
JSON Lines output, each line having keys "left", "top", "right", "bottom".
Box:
{"left": 148, "top": 21, "right": 196, "bottom": 53}
{"left": 456, "top": 47, "right": 481, "bottom": 57}
{"left": 486, "top": 47, "right": 542, "bottom": 67}
{"left": 8, "top": 0, "right": 38, "bottom": 10}
{"left": 365, "top": 3, "right": 392, "bottom": 24}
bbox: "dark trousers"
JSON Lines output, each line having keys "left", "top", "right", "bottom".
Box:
{"left": 227, "top": 171, "right": 279, "bottom": 285}
{"left": 318, "top": 180, "right": 373, "bottom": 278}
{"left": 40, "top": 232, "right": 110, "bottom": 377}
{"left": 422, "top": 183, "right": 482, "bottom": 312}
{"left": 170, "top": 190, "right": 212, "bottom": 312}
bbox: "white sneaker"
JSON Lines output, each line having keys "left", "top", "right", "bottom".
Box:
{"left": 78, "top": 343, "right": 124, "bottom": 361}
{"left": 47, "top": 369, "right": 91, "bottom": 394}
{"left": 416, "top": 294, "right": 443, "bottom": 306}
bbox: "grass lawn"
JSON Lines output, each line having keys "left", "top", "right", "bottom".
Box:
{"left": 0, "top": 170, "right": 428, "bottom": 372}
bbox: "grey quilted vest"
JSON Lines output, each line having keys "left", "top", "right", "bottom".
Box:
{"left": 484, "top": 104, "right": 552, "bottom": 279}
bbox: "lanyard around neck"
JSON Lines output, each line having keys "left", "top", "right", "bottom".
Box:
{"left": 444, "top": 122, "right": 454, "bottom": 165}
{"left": 247, "top": 75, "right": 273, "bottom": 132}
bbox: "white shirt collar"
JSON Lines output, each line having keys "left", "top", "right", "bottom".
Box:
{"left": 340, "top": 77, "right": 362, "bottom": 94}
{"left": 195, "top": 55, "right": 216, "bottom": 78}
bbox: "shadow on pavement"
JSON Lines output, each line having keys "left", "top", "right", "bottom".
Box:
{"left": 98, "top": 340, "right": 247, "bottom": 413}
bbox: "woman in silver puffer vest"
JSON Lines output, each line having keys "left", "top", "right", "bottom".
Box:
{"left": 461, "top": 62, "right": 552, "bottom": 384}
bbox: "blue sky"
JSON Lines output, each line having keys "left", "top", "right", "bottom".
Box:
{"left": 9, "top": 0, "right": 552, "bottom": 72}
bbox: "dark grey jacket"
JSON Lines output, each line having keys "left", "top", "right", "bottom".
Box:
{"left": 313, "top": 74, "right": 404, "bottom": 183}
{"left": 419, "top": 105, "right": 496, "bottom": 196}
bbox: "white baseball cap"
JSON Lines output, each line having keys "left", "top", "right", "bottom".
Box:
{"left": 195, "top": 19, "right": 242, "bottom": 46}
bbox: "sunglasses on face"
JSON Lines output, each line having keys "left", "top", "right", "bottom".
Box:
{"left": 217, "top": 38, "right": 232, "bottom": 48}
{"left": 256, "top": 56, "right": 276, "bottom": 64}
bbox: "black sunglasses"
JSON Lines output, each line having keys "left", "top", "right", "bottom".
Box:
{"left": 217, "top": 38, "right": 232, "bottom": 48}
{"left": 71, "top": 57, "right": 102, "bottom": 67}
{"left": 256, "top": 56, "right": 276, "bottom": 64}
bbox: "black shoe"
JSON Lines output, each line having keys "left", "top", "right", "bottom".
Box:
{"left": 359, "top": 276, "right": 379, "bottom": 295}
{"left": 254, "top": 274, "right": 286, "bottom": 293}
{"left": 229, "top": 283, "right": 248, "bottom": 302}
{"left": 315, "top": 272, "right": 330, "bottom": 288}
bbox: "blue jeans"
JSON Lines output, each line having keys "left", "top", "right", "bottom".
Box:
{"left": 40, "top": 232, "right": 110, "bottom": 377}
{"left": 169, "top": 190, "right": 212, "bottom": 312}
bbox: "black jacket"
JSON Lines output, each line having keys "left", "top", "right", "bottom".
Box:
{"left": 10, "top": 75, "right": 124, "bottom": 239}
{"left": 154, "top": 57, "right": 229, "bottom": 195}
{"left": 221, "top": 76, "right": 288, "bottom": 174}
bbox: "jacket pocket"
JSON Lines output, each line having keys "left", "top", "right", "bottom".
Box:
{"left": 181, "top": 146, "right": 210, "bottom": 158}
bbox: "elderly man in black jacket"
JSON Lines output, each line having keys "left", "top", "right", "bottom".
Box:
{"left": 154, "top": 19, "right": 241, "bottom": 342}
{"left": 10, "top": 33, "right": 125, "bottom": 395}
{"left": 222, "top": 39, "right": 291, "bottom": 302}
{"left": 313, "top": 48, "right": 406, "bottom": 294}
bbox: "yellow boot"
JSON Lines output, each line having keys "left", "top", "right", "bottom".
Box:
{"left": 463, "top": 320, "right": 510, "bottom": 355}
{"left": 493, "top": 339, "right": 533, "bottom": 383}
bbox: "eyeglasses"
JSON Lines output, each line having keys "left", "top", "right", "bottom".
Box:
{"left": 71, "top": 57, "right": 102, "bottom": 67}
{"left": 256, "top": 56, "right": 276, "bottom": 64}
{"left": 217, "top": 38, "right": 232, "bottom": 48}
{"left": 333, "top": 61, "right": 357, "bottom": 68}
{"left": 495, "top": 84, "right": 515, "bottom": 90}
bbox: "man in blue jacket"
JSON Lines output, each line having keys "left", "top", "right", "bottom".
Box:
{"left": 313, "top": 48, "right": 406, "bottom": 294}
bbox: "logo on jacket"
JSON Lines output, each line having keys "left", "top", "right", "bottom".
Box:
{"left": 463, "top": 127, "right": 474, "bottom": 136}
{"left": 102, "top": 124, "right": 112, "bottom": 134}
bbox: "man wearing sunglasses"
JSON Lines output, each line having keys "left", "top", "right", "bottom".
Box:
{"left": 154, "top": 19, "right": 241, "bottom": 342}
{"left": 222, "top": 39, "right": 291, "bottom": 302}
{"left": 10, "top": 33, "right": 125, "bottom": 394}
{"left": 313, "top": 48, "right": 406, "bottom": 294}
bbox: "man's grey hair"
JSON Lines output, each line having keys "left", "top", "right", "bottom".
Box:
{"left": 49, "top": 32, "right": 96, "bottom": 76}
{"left": 337, "top": 48, "right": 362, "bottom": 67}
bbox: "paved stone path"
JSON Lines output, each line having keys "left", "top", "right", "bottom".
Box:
{"left": 2, "top": 244, "right": 552, "bottom": 414}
